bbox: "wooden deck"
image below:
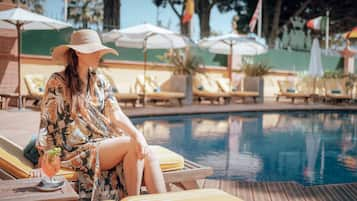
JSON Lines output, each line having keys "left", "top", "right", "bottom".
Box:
{"left": 193, "top": 179, "right": 357, "bottom": 201}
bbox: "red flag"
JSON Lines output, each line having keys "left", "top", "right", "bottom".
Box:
{"left": 249, "top": 0, "right": 262, "bottom": 32}
{"left": 182, "top": 0, "right": 194, "bottom": 24}
{"left": 306, "top": 16, "right": 327, "bottom": 31}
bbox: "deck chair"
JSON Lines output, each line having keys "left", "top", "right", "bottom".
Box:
{"left": 324, "top": 78, "right": 352, "bottom": 102}
{"left": 193, "top": 74, "right": 231, "bottom": 104}
{"left": 122, "top": 188, "right": 244, "bottom": 201}
{"left": 276, "top": 80, "right": 311, "bottom": 103}
{"left": 100, "top": 70, "right": 139, "bottom": 107}
{"left": 23, "top": 74, "right": 47, "bottom": 107}
{"left": 0, "top": 136, "right": 212, "bottom": 190}
{"left": 215, "top": 77, "right": 258, "bottom": 103}
{"left": 135, "top": 75, "right": 185, "bottom": 106}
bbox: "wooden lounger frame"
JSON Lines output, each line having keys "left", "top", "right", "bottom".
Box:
{"left": 115, "top": 93, "right": 139, "bottom": 108}
{"left": 276, "top": 80, "right": 311, "bottom": 104}
{"left": 276, "top": 93, "right": 311, "bottom": 103}
{"left": 193, "top": 91, "right": 231, "bottom": 104}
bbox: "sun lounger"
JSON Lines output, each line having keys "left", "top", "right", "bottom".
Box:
{"left": 23, "top": 74, "right": 47, "bottom": 107}
{"left": 215, "top": 77, "right": 258, "bottom": 103}
{"left": 276, "top": 80, "right": 311, "bottom": 103}
{"left": 0, "top": 93, "right": 24, "bottom": 110}
{"left": 0, "top": 136, "right": 212, "bottom": 190}
{"left": 324, "top": 78, "right": 352, "bottom": 102}
{"left": 135, "top": 75, "right": 185, "bottom": 106}
{"left": 122, "top": 188, "right": 244, "bottom": 201}
{"left": 100, "top": 70, "right": 139, "bottom": 107}
{"left": 193, "top": 74, "right": 231, "bottom": 104}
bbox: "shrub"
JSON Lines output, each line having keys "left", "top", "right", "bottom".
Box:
{"left": 242, "top": 63, "right": 271, "bottom": 77}
{"left": 157, "top": 48, "right": 205, "bottom": 75}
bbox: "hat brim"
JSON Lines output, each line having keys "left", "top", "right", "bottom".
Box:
{"left": 52, "top": 43, "right": 118, "bottom": 65}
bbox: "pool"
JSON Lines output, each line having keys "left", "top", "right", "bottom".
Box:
{"left": 131, "top": 111, "right": 357, "bottom": 186}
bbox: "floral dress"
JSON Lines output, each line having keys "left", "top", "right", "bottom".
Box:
{"left": 37, "top": 69, "right": 127, "bottom": 201}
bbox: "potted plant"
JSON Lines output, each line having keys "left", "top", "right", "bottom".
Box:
{"left": 241, "top": 62, "right": 271, "bottom": 103}
{"left": 157, "top": 48, "right": 204, "bottom": 104}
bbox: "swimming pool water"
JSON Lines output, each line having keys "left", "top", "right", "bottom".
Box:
{"left": 132, "top": 111, "right": 357, "bottom": 186}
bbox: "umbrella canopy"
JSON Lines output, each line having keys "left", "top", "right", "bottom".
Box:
{"left": 102, "top": 23, "right": 189, "bottom": 105}
{"left": 0, "top": 7, "right": 70, "bottom": 30}
{"left": 199, "top": 33, "right": 267, "bottom": 81}
{"left": 102, "top": 23, "right": 188, "bottom": 49}
{"left": 308, "top": 38, "right": 324, "bottom": 77}
{"left": 198, "top": 33, "right": 267, "bottom": 56}
{"left": 0, "top": 7, "right": 71, "bottom": 110}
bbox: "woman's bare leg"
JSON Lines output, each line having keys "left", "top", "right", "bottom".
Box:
{"left": 99, "top": 136, "right": 144, "bottom": 195}
{"left": 143, "top": 149, "right": 166, "bottom": 193}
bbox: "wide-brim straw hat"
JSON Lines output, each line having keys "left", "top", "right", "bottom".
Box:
{"left": 52, "top": 29, "right": 118, "bottom": 64}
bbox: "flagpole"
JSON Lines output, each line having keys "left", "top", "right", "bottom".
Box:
{"left": 63, "top": 0, "right": 68, "bottom": 21}
{"left": 258, "top": 0, "right": 262, "bottom": 37}
{"left": 325, "top": 10, "right": 329, "bottom": 53}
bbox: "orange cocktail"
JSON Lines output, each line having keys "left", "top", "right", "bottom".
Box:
{"left": 41, "top": 147, "right": 61, "bottom": 182}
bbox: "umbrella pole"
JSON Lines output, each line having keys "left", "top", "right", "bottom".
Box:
{"left": 17, "top": 23, "right": 22, "bottom": 110}
{"left": 229, "top": 42, "right": 233, "bottom": 89}
{"left": 143, "top": 40, "right": 147, "bottom": 106}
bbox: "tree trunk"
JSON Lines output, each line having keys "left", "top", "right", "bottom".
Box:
{"left": 168, "top": 0, "right": 188, "bottom": 36}
{"left": 181, "top": 21, "right": 190, "bottom": 36}
{"left": 262, "top": 0, "right": 270, "bottom": 38}
{"left": 198, "top": 1, "right": 211, "bottom": 38}
{"left": 276, "top": 0, "right": 312, "bottom": 36}
{"left": 103, "top": 0, "right": 120, "bottom": 31}
{"left": 268, "top": 0, "right": 282, "bottom": 47}
{"left": 83, "top": 19, "right": 88, "bottom": 29}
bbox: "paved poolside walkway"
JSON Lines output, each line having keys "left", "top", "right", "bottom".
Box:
{"left": 124, "top": 100, "right": 357, "bottom": 117}
{"left": 1, "top": 100, "right": 357, "bottom": 147}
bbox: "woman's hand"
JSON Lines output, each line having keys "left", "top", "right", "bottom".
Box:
{"left": 30, "top": 168, "right": 43, "bottom": 178}
{"left": 135, "top": 136, "right": 149, "bottom": 160}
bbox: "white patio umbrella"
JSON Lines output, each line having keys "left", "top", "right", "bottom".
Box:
{"left": 308, "top": 38, "right": 324, "bottom": 95}
{"left": 0, "top": 7, "right": 71, "bottom": 110}
{"left": 308, "top": 38, "right": 324, "bottom": 77}
{"left": 102, "top": 23, "right": 189, "bottom": 102}
{"left": 199, "top": 33, "right": 267, "bottom": 82}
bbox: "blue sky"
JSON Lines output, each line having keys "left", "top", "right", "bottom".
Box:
{"left": 43, "top": 0, "right": 237, "bottom": 41}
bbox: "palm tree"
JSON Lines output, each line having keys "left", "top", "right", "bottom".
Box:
{"left": 67, "top": 0, "right": 103, "bottom": 29}
{"left": 103, "top": 0, "right": 120, "bottom": 31}
{"left": 2, "top": 0, "right": 44, "bottom": 14}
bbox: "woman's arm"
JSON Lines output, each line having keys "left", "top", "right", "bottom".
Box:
{"left": 110, "top": 106, "right": 146, "bottom": 143}
{"left": 108, "top": 105, "right": 149, "bottom": 159}
{"left": 101, "top": 72, "right": 149, "bottom": 158}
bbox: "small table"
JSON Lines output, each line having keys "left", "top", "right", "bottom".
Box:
{"left": 0, "top": 178, "right": 78, "bottom": 201}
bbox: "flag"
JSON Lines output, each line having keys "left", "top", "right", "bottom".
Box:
{"left": 307, "top": 16, "right": 327, "bottom": 31}
{"left": 182, "top": 0, "right": 194, "bottom": 24}
{"left": 345, "top": 27, "right": 357, "bottom": 39}
{"left": 249, "top": 0, "right": 262, "bottom": 32}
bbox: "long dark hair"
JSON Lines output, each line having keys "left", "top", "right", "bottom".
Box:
{"left": 64, "top": 48, "right": 82, "bottom": 96}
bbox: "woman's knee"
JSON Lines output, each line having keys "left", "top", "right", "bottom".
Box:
{"left": 126, "top": 139, "right": 144, "bottom": 161}
{"left": 144, "top": 149, "right": 159, "bottom": 165}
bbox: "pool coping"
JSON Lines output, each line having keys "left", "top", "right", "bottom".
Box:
{"left": 123, "top": 101, "right": 357, "bottom": 117}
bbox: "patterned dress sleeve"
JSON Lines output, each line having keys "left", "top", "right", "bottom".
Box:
{"left": 37, "top": 73, "right": 68, "bottom": 154}
{"left": 99, "top": 73, "right": 123, "bottom": 120}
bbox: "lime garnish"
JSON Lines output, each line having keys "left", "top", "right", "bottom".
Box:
{"left": 47, "top": 147, "right": 61, "bottom": 157}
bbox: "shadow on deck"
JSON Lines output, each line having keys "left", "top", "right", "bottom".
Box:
{"left": 193, "top": 179, "right": 357, "bottom": 201}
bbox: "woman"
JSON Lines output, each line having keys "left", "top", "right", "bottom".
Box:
{"left": 36, "top": 29, "right": 166, "bottom": 200}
